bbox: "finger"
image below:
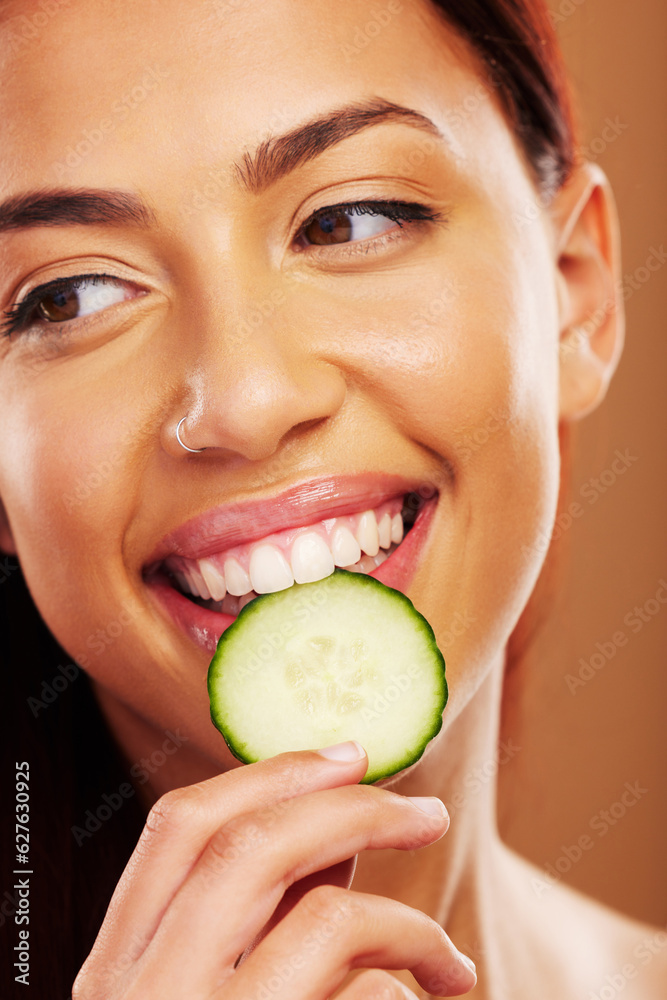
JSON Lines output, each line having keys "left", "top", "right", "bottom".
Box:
{"left": 239, "top": 855, "right": 358, "bottom": 962}
{"left": 221, "top": 886, "right": 477, "bottom": 1000}
{"left": 84, "top": 745, "right": 367, "bottom": 970}
{"left": 335, "top": 968, "right": 421, "bottom": 999}
{"left": 138, "top": 786, "right": 448, "bottom": 993}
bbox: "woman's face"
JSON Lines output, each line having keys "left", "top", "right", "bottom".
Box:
{"left": 0, "top": 0, "right": 565, "bottom": 764}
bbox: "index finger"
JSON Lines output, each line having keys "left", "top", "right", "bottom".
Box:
{"left": 90, "top": 743, "right": 368, "bottom": 966}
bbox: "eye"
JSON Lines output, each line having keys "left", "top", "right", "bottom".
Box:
{"left": 37, "top": 278, "right": 127, "bottom": 322}
{"left": 302, "top": 207, "right": 396, "bottom": 246}
{"left": 296, "top": 200, "right": 441, "bottom": 248}
{"left": 2, "top": 274, "right": 137, "bottom": 337}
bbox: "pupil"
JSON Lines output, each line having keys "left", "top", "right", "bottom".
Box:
{"left": 305, "top": 212, "right": 352, "bottom": 246}
{"left": 38, "top": 288, "right": 80, "bottom": 322}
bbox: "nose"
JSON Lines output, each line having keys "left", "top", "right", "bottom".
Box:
{"left": 168, "top": 307, "right": 347, "bottom": 463}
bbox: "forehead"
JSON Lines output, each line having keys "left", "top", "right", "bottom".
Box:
{"left": 0, "top": 0, "right": 520, "bottom": 189}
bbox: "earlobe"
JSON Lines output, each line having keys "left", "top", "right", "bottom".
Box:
{"left": 0, "top": 498, "right": 17, "bottom": 556}
{"left": 550, "top": 161, "right": 625, "bottom": 421}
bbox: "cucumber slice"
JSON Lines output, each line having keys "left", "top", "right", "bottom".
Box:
{"left": 207, "top": 569, "right": 447, "bottom": 783}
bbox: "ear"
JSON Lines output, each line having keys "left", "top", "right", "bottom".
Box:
{"left": 549, "top": 161, "right": 625, "bottom": 421}
{"left": 0, "top": 498, "right": 17, "bottom": 555}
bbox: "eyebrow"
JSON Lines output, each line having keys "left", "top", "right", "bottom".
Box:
{"left": 234, "top": 98, "right": 447, "bottom": 193}
{"left": 0, "top": 100, "right": 446, "bottom": 233}
{"left": 0, "top": 188, "right": 154, "bottom": 234}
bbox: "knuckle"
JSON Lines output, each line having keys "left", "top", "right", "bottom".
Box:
{"left": 299, "top": 884, "right": 362, "bottom": 933}
{"left": 143, "top": 786, "right": 200, "bottom": 839}
{"left": 198, "top": 815, "right": 268, "bottom": 881}
{"left": 350, "top": 969, "right": 415, "bottom": 999}
{"left": 263, "top": 753, "right": 312, "bottom": 796}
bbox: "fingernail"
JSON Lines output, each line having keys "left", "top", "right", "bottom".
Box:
{"left": 407, "top": 796, "right": 448, "bottom": 818}
{"left": 315, "top": 740, "right": 366, "bottom": 762}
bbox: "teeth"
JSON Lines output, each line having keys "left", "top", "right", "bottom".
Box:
{"left": 377, "top": 512, "right": 392, "bottom": 549}
{"left": 174, "top": 570, "right": 191, "bottom": 594}
{"left": 178, "top": 564, "right": 198, "bottom": 596}
{"left": 189, "top": 564, "right": 212, "bottom": 601}
{"left": 290, "top": 531, "right": 335, "bottom": 584}
{"left": 198, "top": 558, "right": 227, "bottom": 601}
{"left": 331, "top": 525, "right": 362, "bottom": 568}
{"left": 249, "top": 543, "right": 294, "bottom": 594}
{"left": 356, "top": 510, "right": 379, "bottom": 557}
{"left": 224, "top": 557, "right": 253, "bottom": 596}
{"left": 170, "top": 501, "right": 408, "bottom": 605}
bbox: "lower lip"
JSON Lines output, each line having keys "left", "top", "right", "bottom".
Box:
{"left": 146, "top": 496, "right": 438, "bottom": 655}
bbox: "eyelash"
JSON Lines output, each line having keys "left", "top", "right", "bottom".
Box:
{"left": 1, "top": 272, "right": 122, "bottom": 339}
{"left": 1, "top": 199, "right": 442, "bottom": 338}
{"left": 299, "top": 198, "right": 441, "bottom": 236}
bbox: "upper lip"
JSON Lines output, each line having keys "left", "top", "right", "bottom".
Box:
{"left": 144, "top": 473, "right": 435, "bottom": 567}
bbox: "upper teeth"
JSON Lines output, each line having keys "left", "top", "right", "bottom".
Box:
{"left": 290, "top": 532, "right": 335, "bottom": 585}
{"left": 249, "top": 544, "right": 294, "bottom": 593}
{"left": 166, "top": 502, "right": 404, "bottom": 601}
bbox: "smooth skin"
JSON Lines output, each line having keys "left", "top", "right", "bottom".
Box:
{"left": 0, "top": 1, "right": 664, "bottom": 997}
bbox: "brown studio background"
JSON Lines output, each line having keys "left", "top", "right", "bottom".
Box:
{"left": 498, "top": 0, "right": 667, "bottom": 925}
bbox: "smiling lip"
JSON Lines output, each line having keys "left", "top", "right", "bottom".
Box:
{"left": 146, "top": 486, "right": 438, "bottom": 654}
{"left": 144, "top": 473, "right": 435, "bottom": 567}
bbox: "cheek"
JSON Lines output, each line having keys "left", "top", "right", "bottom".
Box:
{"left": 320, "top": 240, "right": 562, "bottom": 680}
{"left": 0, "top": 364, "right": 145, "bottom": 642}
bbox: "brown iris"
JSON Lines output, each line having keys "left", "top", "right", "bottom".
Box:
{"left": 303, "top": 212, "right": 353, "bottom": 245}
{"left": 36, "top": 288, "right": 80, "bottom": 322}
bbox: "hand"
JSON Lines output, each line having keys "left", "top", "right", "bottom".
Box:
{"left": 72, "top": 743, "right": 477, "bottom": 999}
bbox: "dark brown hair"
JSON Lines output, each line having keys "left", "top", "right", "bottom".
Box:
{"left": 430, "top": 0, "right": 579, "bottom": 195}
{"left": 426, "top": 0, "right": 580, "bottom": 681}
{"left": 0, "top": 2, "right": 579, "bottom": 995}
